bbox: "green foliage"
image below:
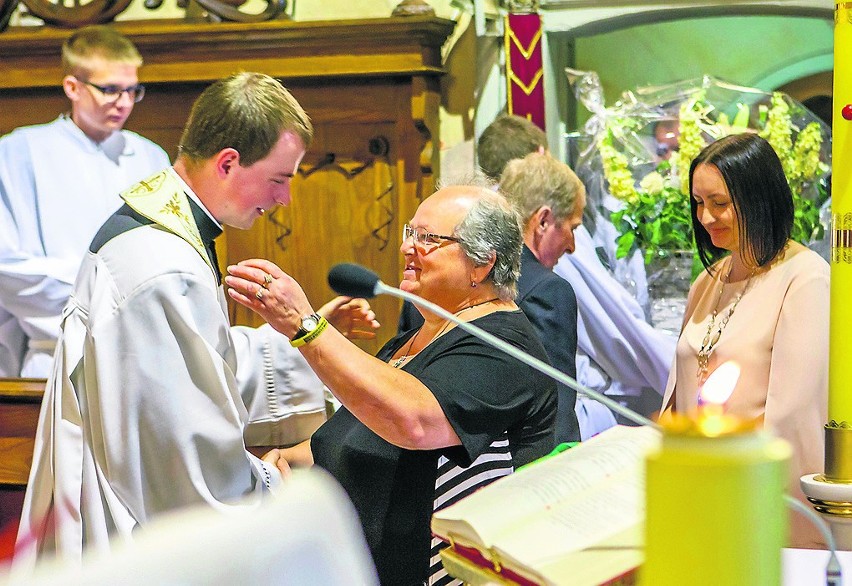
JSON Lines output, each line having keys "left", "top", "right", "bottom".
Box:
{"left": 611, "top": 181, "right": 693, "bottom": 265}
{"left": 792, "top": 190, "right": 823, "bottom": 244}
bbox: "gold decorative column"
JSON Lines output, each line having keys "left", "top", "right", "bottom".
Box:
{"left": 800, "top": 1, "right": 852, "bottom": 551}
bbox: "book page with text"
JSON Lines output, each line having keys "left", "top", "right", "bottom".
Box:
{"left": 432, "top": 425, "right": 660, "bottom": 549}
{"left": 491, "top": 469, "right": 645, "bottom": 571}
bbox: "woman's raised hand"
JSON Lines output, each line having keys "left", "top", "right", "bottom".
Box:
{"left": 225, "top": 258, "right": 309, "bottom": 339}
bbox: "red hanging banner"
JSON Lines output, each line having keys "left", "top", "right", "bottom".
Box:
{"left": 505, "top": 12, "right": 545, "bottom": 130}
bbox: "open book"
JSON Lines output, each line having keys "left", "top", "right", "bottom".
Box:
{"left": 431, "top": 425, "right": 661, "bottom": 586}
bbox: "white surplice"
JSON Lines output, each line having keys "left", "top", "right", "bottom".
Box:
{"left": 554, "top": 226, "right": 676, "bottom": 437}
{"left": 13, "top": 170, "right": 326, "bottom": 571}
{"left": 0, "top": 116, "right": 170, "bottom": 377}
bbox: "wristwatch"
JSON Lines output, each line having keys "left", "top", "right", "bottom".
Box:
{"left": 294, "top": 313, "right": 322, "bottom": 338}
{"left": 290, "top": 313, "right": 329, "bottom": 348}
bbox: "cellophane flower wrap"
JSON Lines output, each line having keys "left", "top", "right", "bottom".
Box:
{"left": 568, "top": 73, "right": 832, "bottom": 266}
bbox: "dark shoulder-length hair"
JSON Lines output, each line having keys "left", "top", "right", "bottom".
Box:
{"left": 689, "top": 133, "right": 793, "bottom": 271}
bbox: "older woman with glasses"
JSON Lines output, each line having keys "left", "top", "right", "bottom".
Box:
{"left": 226, "top": 184, "right": 557, "bottom": 586}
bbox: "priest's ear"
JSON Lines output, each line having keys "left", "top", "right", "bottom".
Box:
{"left": 214, "top": 148, "right": 241, "bottom": 178}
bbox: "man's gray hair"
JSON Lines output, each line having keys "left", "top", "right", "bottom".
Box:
{"left": 439, "top": 175, "right": 522, "bottom": 300}
{"left": 500, "top": 152, "right": 584, "bottom": 224}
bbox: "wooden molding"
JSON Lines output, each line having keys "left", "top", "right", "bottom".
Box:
{"left": 0, "top": 16, "right": 455, "bottom": 89}
{"left": 0, "top": 378, "right": 45, "bottom": 401}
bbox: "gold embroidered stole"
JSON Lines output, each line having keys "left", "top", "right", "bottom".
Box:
{"left": 119, "top": 169, "right": 215, "bottom": 275}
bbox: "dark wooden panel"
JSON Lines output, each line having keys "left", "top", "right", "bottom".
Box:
{"left": 0, "top": 379, "right": 44, "bottom": 488}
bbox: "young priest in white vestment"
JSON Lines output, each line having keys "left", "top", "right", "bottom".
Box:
{"left": 13, "top": 72, "right": 378, "bottom": 572}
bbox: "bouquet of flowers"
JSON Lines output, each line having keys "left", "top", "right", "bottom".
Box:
{"left": 569, "top": 73, "right": 831, "bottom": 266}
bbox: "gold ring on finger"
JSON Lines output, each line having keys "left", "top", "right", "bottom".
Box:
{"left": 263, "top": 273, "right": 274, "bottom": 286}
{"left": 255, "top": 287, "right": 265, "bottom": 301}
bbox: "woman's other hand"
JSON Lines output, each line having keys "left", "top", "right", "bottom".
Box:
{"left": 319, "top": 296, "right": 380, "bottom": 340}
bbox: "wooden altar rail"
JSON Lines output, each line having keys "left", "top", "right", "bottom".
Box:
{"left": 0, "top": 378, "right": 43, "bottom": 488}
{"left": 0, "top": 378, "right": 43, "bottom": 530}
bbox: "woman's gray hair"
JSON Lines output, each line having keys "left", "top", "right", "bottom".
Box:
{"left": 439, "top": 175, "right": 522, "bottom": 300}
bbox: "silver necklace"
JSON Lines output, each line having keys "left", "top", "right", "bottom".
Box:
{"left": 391, "top": 328, "right": 421, "bottom": 369}
{"left": 696, "top": 261, "right": 754, "bottom": 384}
{"left": 390, "top": 297, "right": 499, "bottom": 369}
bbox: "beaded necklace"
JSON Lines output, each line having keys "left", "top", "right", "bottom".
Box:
{"left": 696, "top": 260, "right": 755, "bottom": 384}
{"left": 391, "top": 297, "right": 500, "bottom": 369}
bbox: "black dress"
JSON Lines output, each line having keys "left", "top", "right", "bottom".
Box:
{"left": 311, "top": 310, "right": 557, "bottom": 585}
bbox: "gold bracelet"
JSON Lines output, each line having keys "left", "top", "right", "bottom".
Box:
{"left": 290, "top": 317, "right": 329, "bottom": 348}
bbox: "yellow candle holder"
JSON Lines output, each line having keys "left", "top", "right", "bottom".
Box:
{"left": 643, "top": 412, "right": 790, "bottom": 586}
{"left": 801, "top": 422, "right": 852, "bottom": 549}
{"left": 821, "top": 421, "right": 852, "bottom": 483}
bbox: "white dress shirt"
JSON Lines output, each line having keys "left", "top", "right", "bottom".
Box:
{"left": 555, "top": 226, "right": 676, "bottom": 438}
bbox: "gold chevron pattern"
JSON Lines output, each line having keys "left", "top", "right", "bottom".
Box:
{"left": 507, "top": 25, "right": 541, "bottom": 61}
{"left": 508, "top": 69, "right": 543, "bottom": 96}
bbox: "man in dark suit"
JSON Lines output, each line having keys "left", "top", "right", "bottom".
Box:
{"left": 501, "top": 152, "right": 585, "bottom": 443}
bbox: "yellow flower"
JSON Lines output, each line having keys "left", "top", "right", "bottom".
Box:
{"left": 640, "top": 171, "right": 665, "bottom": 196}
{"left": 674, "top": 98, "right": 707, "bottom": 194}
{"left": 759, "top": 93, "right": 795, "bottom": 179}
{"left": 599, "top": 134, "right": 639, "bottom": 203}
{"left": 792, "top": 122, "right": 824, "bottom": 184}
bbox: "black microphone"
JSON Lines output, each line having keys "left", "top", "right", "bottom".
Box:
{"left": 328, "top": 263, "right": 382, "bottom": 299}
{"left": 327, "top": 263, "right": 656, "bottom": 428}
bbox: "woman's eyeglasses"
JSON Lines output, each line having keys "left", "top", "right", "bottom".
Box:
{"left": 403, "top": 224, "right": 461, "bottom": 252}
